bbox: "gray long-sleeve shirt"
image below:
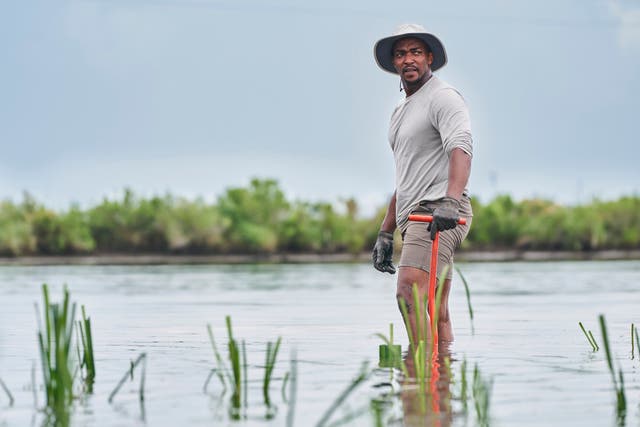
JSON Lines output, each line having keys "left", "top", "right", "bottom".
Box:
{"left": 388, "top": 75, "right": 473, "bottom": 231}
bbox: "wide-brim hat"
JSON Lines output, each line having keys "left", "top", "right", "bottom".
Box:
{"left": 374, "top": 24, "right": 447, "bottom": 74}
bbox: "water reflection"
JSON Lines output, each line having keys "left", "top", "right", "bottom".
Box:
{"left": 400, "top": 343, "right": 453, "bottom": 427}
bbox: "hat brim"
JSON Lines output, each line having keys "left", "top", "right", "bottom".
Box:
{"left": 374, "top": 32, "right": 447, "bottom": 74}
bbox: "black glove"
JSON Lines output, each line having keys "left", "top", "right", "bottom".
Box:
{"left": 428, "top": 197, "right": 461, "bottom": 240}
{"left": 372, "top": 231, "right": 396, "bottom": 274}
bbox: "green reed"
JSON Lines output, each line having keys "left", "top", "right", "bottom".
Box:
{"left": 77, "top": 305, "right": 96, "bottom": 390}
{"left": 206, "top": 316, "right": 285, "bottom": 421}
{"left": 598, "top": 315, "right": 626, "bottom": 425}
{"left": 634, "top": 325, "right": 640, "bottom": 361}
{"left": 286, "top": 350, "right": 297, "bottom": 427}
{"left": 398, "top": 287, "right": 426, "bottom": 386}
{"left": 205, "top": 323, "right": 230, "bottom": 393}
{"left": 432, "top": 266, "right": 450, "bottom": 340}
{"left": 0, "top": 376, "right": 14, "bottom": 406}
{"left": 107, "top": 352, "right": 147, "bottom": 403}
{"left": 315, "top": 361, "right": 370, "bottom": 427}
{"left": 36, "top": 284, "right": 76, "bottom": 423}
{"left": 224, "top": 316, "right": 245, "bottom": 418}
{"left": 579, "top": 321, "right": 599, "bottom": 351}
{"left": 205, "top": 317, "right": 245, "bottom": 415}
{"left": 263, "top": 336, "right": 282, "bottom": 410}
{"left": 472, "top": 363, "right": 492, "bottom": 427}
{"left": 459, "top": 358, "right": 468, "bottom": 413}
{"left": 375, "top": 323, "right": 403, "bottom": 370}
{"left": 454, "top": 266, "right": 475, "bottom": 335}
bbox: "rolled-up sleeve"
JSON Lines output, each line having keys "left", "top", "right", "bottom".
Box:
{"left": 430, "top": 88, "right": 473, "bottom": 157}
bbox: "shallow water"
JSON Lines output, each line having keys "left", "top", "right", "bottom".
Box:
{"left": 0, "top": 260, "right": 639, "bottom": 426}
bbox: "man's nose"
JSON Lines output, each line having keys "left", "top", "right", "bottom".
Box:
{"left": 403, "top": 56, "right": 415, "bottom": 65}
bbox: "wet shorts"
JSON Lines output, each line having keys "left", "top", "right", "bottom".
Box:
{"left": 399, "top": 195, "right": 473, "bottom": 280}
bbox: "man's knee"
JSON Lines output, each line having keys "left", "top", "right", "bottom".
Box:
{"left": 396, "top": 267, "right": 427, "bottom": 312}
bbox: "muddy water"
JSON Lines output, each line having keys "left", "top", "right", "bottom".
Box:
{"left": 0, "top": 261, "right": 638, "bottom": 426}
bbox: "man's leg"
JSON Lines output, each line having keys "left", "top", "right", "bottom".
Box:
{"left": 396, "top": 266, "right": 430, "bottom": 345}
{"left": 397, "top": 266, "right": 454, "bottom": 344}
{"left": 397, "top": 196, "right": 472, "bottom": 345}
{"left": 436, "top": 277, "right": 453, "bottom": 342}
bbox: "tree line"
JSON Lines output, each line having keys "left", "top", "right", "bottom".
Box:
{"left": 0, "top": 179, "right": 638, "bottom": 256}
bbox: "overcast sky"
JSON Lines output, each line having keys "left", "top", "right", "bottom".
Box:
{"left": 2, "top": 0, "right": 639, "bottom": 212}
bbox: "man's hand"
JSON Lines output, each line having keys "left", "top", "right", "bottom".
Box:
{"left": 372, "top": 231, "right": 396, "bottom": 274}
{"left": 428, "top": 197, "right": 461, "bottom": 240}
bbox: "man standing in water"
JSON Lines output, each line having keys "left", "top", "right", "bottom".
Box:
{"left": 371, "top": 24, "right": 473, "bottom": 344}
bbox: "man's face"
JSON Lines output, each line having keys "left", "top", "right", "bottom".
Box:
{"left": 392, "top": 38, "right": 433, "bottom": 83}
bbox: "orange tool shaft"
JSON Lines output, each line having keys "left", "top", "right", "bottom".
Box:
{"left": 407, "top": 214, "right": 466, "bottom": 352}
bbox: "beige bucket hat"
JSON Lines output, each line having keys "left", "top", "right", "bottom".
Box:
{"left": 374, "top": 24, "right": 448, "bottom": 74}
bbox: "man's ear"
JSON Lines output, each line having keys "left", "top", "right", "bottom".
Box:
{"left": 427, "top": 52, "right": 434, "bottom": 66}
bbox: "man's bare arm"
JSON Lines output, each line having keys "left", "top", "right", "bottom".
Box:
{"left": 446, "top": 148, "right": 471, "bottom": 200}
{"left": 380, "top": 191, "right": 397, "bottom": 233}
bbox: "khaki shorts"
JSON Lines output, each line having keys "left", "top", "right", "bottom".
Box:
{"left": 399, "top": 195, "right": 473, "bottom": 280}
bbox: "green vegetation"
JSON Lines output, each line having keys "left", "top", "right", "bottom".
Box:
{"left": 472, "top": 363, "right": 493, "bottom": 427}
{"left": 1, "top": 182, "right": 639, "bottom": 256}
{"left": 579, "top": 321, "right": 599, "bottom": 352}
{"left": 0, "top": 376, "right": 14, "bottom": 406}
{"left": 77, "top": 305, "right": 96, "bottom": 391}
{"left": 263, "top": 337, "right": 282, "bottom": 410}
{"left": 375, "top": 323, "right": 402, "bottom": 368}
{"left": 455, "top": 266, "right": 475, "bottom": 335}
{"left": 107, "top": 353, "right": 147, "bottom": 404}
{"left": 631, "top": 324, "right": 635, "bottom": 359}
{"left": 36, "top": 285, "right": 76, "bottom": 424}
{"left": 598, "top": 315, "right": 626, "bottom": 425}
{"left": 314, "top": 362, "right": 371, "bottom": 427}
{"left": 206, "top": 316, "right": 285, "bottom": 421}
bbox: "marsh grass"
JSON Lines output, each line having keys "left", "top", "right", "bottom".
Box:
{"left": 631, "top": 324, "right": 635, "bottom": 359}
{"left": 205, "top": 323, "right": 230, "bottom": 393}
{"left": 0, "top": 376, "right": 14, "bottom": 406}
{"left": 579, "top": 321, "right": 599, "bottom": 351}
{"left": 459, "top": 358, "right": 468, "bottom": 413}
{"left": 454, "top": 266, "right": 475, "bottom": 334}
{"left": 396, "top": 266, "right": 451, "bottom": 393}
{"left": 634, "top": 327, "right": 640, "bottom": 362}
{"left": 598, "top": 315, "right": 626, "bottom": 425}
{"left": 263, "top": 336, "right": 281, "bottom": 411}
{"left": 107, "top": 352, "right": 147, "bottom": 404}
{"left": 314, "top": 361, "right": 370, "bottom": 427}
{"left": 206, "top": 316, "right": 284, "bottom": 421}
{"left": 432, "top": 266, "right": 450, "bottom": 341}
{"left": 286, "top": 350, "right": 297, "bottom": 427}
{"left": 224, "top": 316, "right": 245, "bottom": 418}
{"left": 472, "top": 363, "right": 492, "bottom": 427}
{"left": 77, "top": 305, "right": 95, "bottom": 391}
{"left": 36, "top": 284, "right": 77, "bottom": 423}
{"left": 375, "top": 324, "right": 402, "bottom": 369}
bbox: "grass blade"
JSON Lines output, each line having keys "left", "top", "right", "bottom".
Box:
{"left": 108, "top": 353, "right": 147, "bottom": 403}
{"left": 0, "top": 377, "right": 14, "bottom": 406}
{"left": 373, "top": 333, "right": 391, "bottom": 346}
{"left": 412, "top": 283, "right": 422, "bottom": 344}
{"left": 598, "top": 315, "right": 616, "bottom": 386}
{"left": 207, "top": 324, "right": 231, "bottom": 387}
{"left": 286, "top": 350, "right": 297, "bottom": 427}
{"left": 454, "top": 266, "right": 475, "bottom": 335}
{"left": 579, "top": 322, "right": 597, "bottom": 351}
{"left": 315, "top": 362, "right": 370, "bottom": 427}
{"left": 631, "top": 324, "right": 635, "bottom": 359}
{"left": 398, "top": 298, "right": 415, "bottom": 350}
{"left": 588, "top": 331, "right": 599, "bottom": 351}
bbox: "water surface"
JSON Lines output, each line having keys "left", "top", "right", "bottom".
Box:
{"left": 0, "top": 261, "right": 639, "bottom": 426}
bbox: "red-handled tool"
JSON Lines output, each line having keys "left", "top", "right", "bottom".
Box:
{"left": 407, "top": 214, "right": 466, "bottom": 347}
